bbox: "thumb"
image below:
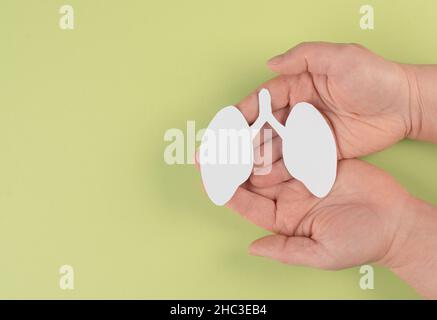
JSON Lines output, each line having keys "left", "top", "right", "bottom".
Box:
{"left": 249, "top": 234, "right": 333, "bottom": 269}
{"left": 267, "top": 42, "right": 346, "bottom": 75}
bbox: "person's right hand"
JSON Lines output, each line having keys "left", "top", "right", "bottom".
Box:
{"left": 237, "top": 42, "right": 414, "bottom": 180}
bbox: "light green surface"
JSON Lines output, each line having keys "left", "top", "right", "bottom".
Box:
{"left": 0, "top": 0, "right": 436, "bottom": 299}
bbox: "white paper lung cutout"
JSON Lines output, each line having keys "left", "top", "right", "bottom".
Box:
{"left": 199, "top": 88, "right": 337, "bottom": 205}
{"left": 199, "top": 106, "right": 254, "bottom": 205}
{"left": 282, "top": 103, "right": 337, "bottom": 197}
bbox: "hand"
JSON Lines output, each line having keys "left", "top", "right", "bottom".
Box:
{"left": 227, "top": 158, "right": 437, "bottom": 298}
{"left": 236, "top": 42, "right": 413, "bottom": 168}
{"left": 227, "top": 159, "right": 414, "bottom": 270}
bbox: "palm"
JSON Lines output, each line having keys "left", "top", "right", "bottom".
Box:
{"left": 228, "top": 160, "right": 409, "bottom": 269}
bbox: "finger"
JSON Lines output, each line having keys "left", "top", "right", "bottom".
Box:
{"left": 236, "top": 76, "right": 291, "bottom": 124}
{"left": 194, "top": 150, "right": 200, "bottom": 169}
{"left": 249, "top": 234, "right": 330, "bottom": 268}
{"left": 272, "top": 107, "right": 290, "bottom": 125}
{"left": 267, "top": 42, "right": 347, "bottom": 75}
{"left": 252, "top": 107, "right": 290, "bottom": 148}
{"left": 245, "top": 183, "right": 281, "bottom": 201}
{"left": 226, "top": 187, "right": 276, "bottom": 231}
{"left": 195, "top": 108, "right": 286, "bottom": 161}
{"left": 250, "top": 159, "right": 292, "bottom": 188}
{"left": 254, "top": 135, "right": 282, "bottom": 168}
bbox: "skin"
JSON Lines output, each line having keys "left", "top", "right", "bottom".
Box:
{"left": 219, "top": 42, "right": 437, "bottom": 298}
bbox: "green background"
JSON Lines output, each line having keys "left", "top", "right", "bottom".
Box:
{"left": 0, "top": 0, "right": 436, "bottom": 299}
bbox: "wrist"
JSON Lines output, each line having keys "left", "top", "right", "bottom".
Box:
{"left": 380, "top": 196, "right": 437, "bottom": 298}
{"left": 400, "top": 63, "right": 437, "bottom": 142}
{"left": 399, "top": 64, "right": 423, "bottom": 140}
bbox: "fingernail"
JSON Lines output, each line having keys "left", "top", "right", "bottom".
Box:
{"left": 267, "top": 54, "right": 283, "bottom": 65}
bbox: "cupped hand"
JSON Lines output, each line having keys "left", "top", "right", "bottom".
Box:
{"left": 227, "top": 159, "right": 414, "bottom": 269}
{"left": 237, "top": 42, "right": 413, "bottom": 170}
